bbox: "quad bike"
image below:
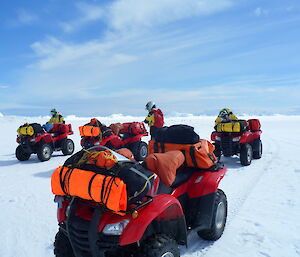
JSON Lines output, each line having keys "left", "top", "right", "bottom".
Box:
{"left": 211, "top": 119, "right": 262, "bottom": 166}
{"left": 53, "top": 147, "right": 227, "bottom": 257}
{"left": 80, "top": 122, "right": 149, "bottom": 161}
{"left": 16, "top": 123, "right": 75, "bottom": 162}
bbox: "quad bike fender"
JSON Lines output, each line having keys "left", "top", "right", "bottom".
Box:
{"left": 119, "top": 194, "right": 186, "bottom": 246}
{"left": 122, "top": 133, "right": 148, "bottom": 145}
{"left": 185, "top": 167, "right": 226, "bottom": 198}
{"left": 35, "top": 133, "right": 52, "bottom": 144}
{"left": 240, "top": 131, "right": 261, "bottom": 144}
{"left": 211, "top": 131, "right": 219, "bottom": 141}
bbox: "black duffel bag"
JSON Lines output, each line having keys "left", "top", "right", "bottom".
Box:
{"left": 64, "top": 149, "right": 154, "bottom": 205}
{"left": 154, "top": 124, "right": 200, "bottom": 144}
{"left": 30, "top": 123, "right": 44, "bottom": 134}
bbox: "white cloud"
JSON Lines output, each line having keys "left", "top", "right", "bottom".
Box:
{"left": 0, "top": 85, "right": 9, "bottom": 89}
{"left": 254, "top": 7, "right": 269, "bottom": 17}
{"left": 17, "top": 9, "right": 37, "bottom": 25}
{"left": 60, "top": 2, "right": 104, "bottom": 32}
{"left": 60, "top": 0, "right": 232, "bottom": 33}
{"left": 108, "top": 0, "right": 233, "bottom": 31}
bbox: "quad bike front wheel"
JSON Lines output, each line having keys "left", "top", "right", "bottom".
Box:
{"left": 253, "top": 138, "right": 262, "bottom": 159}
{"left": 138, "top": 234, "right": 180, "bottom": 257}
{"left": 54, "top": 229, "right": 75, "bottom": 257}
{"left": 62, "top": 139, "right": 75, "bottom": 155}
{"left": 131, "top": 141, "right": 148, "bottom": 161}
{"left": 240, "top": 143, "right": 252, "bottom": 166}
{"left": 37, "top": 143, "right": 53, "bottom": 162}
{"left": 198, "top": 189, "right": 227, "bottom": 241}
{"left": 15, "top": 145, "right": 31, "bottom": 161}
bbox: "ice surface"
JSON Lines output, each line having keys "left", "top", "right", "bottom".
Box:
{"left": 0, "top": 115, "right": 299, "bottom": 257}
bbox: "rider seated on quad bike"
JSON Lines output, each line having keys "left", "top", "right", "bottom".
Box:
{"left": 215, "top": 108, "right": 238, "bottom": 126}
{"left": 144, "top": 101, "right": 164, "bottom": 138}
{"left": 47, "top": 108, "right": 65, "bottom": 124}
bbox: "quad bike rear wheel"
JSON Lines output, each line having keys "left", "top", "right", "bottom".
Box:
{"left": 213, "top": 143, "right": 221, "bottom": 161}
{"left": 54, "top": 229, "right": 75, "bottom": 257}
{"left": 37, "top": 143, "right": 53, "bottom": 162}
{"left": 131, "top": 141, "right": 148, "bottom": 161}
{"left": 198, "top": 189, "right": 227, "bottom": 241}
{"left": 62, "top": 139, "right": 75, "bottom": 155}
{"left": 253, "top": 138, "right": 262, "bottom": 159}
{"left": 15, "top": 145, "right": 31, "bottom": 161}
{"left": 240, "top": 143, "right": 252, "bottom": 166}
{"left": 138, "top": 234, "right": 179, "bottom": 257}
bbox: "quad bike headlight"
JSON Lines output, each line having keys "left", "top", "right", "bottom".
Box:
{"left": 102, "top": 219, "right": 130, "bottom": 235}
{"left": 215, "top": 136, "right": 221, "bottom": 141}
{"left": 232, "top": 136, "right": 241, "bottom": 142}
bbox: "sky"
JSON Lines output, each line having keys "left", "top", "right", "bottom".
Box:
{"left": 0, "top": 0, "right": 300, "bottom": 116}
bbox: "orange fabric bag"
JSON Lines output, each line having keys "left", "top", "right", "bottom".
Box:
{"left": 79, "top": 125, "right": 101, "bottom": 137}
{"left": 144, "top": 151, "right": 185, "bottom": 186}
{"left": 51, "top": 166, "right": 127, "bottom": 214}
{"left": 109, "top": 123, "right": 123, "bottom": 135}
{"left": 115, "top": 148, "right": 135, "bottom": 161}
{"left": 148, "top": 139, "right": 217, "bottom": 169}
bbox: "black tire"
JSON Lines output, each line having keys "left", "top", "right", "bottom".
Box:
{"left": 62, "top": 139, "right": 75, "bottom": 155}
{"left": 54, "top": 229, "right": 75, "bottom": 257}
{"left": 15, "top": 145, "right": 31, "bottom": 161}
{"left": 253, "top": 138, "right": 262, "bottom": 159}
{"left": 131, "top": 141, "right": 148, "bottom": 161}
{"left": 37, "top": 143, "right": 53, "bottom": 162}
{"left": 198, "top": 189, "right": 227, "bottom": 241}
{"left": 213, "top": 144, "right": 222, "bottom": 161}
{"left": 137, "top": 234, "right": 180, "bottom": 257}
{"left": 240, "top": 143, "right": 252, "bottom": 166}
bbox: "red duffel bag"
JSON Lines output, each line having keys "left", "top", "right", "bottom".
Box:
{"left": 50, "top": 123, "right": 70, "bottom": 133}
{"left": 120, "top": 122, "right": 147, "bottom": 135}
{"left": 247, "top": 119, "right": 261, "bottom": 131}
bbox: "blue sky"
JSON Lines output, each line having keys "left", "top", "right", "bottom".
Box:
{"left": 1, "top": 0, "right": 300, "bottom": 116}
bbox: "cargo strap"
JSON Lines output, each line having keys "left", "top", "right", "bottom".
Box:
{"left": 189, "top": 145, "right": 198, "bottom": 168}
{"left": 59, "top": 166, "right": 74, "bottom": 195}
{"left": 128, "top": 167, "right": 155, "bottom": 201}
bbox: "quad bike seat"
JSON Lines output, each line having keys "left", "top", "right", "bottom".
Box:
{"left": 156, "top": 168, "right": 196, "bottom": 194}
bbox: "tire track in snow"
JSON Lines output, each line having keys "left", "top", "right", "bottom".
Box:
{"left": 225, "top": 134, "right": 280, "bottom": 223}
{"left": 182, "top": 134, "right": 280, "bottom": 257}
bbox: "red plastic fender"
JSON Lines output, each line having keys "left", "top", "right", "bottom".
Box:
{"left": 240, "top": 131, "right": 262, "bottom": 144}
{"left": 122, "top": 133, "right": 148, "bottom": 145}
{"left": 172, "top": 167, "right": 227, "bottom": 199}
{"left": 118, "top": 195, "right": 184, "bottom": 246}
{"left": 35, "top": 134, "right": 53, "bottom": 144}
{"left": 211, "top": 131, "right": 218, "bottom": 141}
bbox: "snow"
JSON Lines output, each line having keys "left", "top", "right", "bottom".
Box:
{"left": 0, "top": 115, "right": 300, "bottom": 257}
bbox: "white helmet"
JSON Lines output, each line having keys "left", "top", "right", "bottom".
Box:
{"left": 145, "top": 101, "right": 156, "bottom": 112}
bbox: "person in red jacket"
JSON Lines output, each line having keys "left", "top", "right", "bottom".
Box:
{"left": 144, "top": 101, "right": 164, "bottom": 138}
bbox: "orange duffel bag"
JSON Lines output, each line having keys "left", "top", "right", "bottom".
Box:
{"left": 79, "top": 125, "right": 101, "bottom": 137}
{"left": 51, "top": 166, "right": 127, "bottom": 214}
{"left": 148, "top": 139, "right": 217, "bottom": 169}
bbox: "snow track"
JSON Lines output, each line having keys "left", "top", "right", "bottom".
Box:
{"left": 0, "top": 115, "right": 299, "bottom": 257}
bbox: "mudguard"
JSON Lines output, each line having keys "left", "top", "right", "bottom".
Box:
{"left": 172, "top": 167, "right": 226, "bottom": 199}
{"left": 240, "top": 131, "right": 261, "bottom": 144}
{"left": 98, "top": 195, "right": 186, "bottom": 246}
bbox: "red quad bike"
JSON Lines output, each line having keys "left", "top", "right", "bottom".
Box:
{"left": 81, "top": 122, "right": 149, "bottom": 161}
{"left": 53, "top": 147, "right": 228, "bottom": 257}
{"left": 211, "top": 119, "right": 263, "bottom": 166}
{"left": 16, "top": 123, "right": 75, "bottom": 162}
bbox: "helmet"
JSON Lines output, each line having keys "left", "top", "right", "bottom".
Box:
{"left": 145, "top": 101, "right": 156, "bottom": 112}
{"left": 219, "top": 108, "right": 230, "bottom": 118}
{"left": 50, "top": 108, "right": 57, "bottom": 116}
